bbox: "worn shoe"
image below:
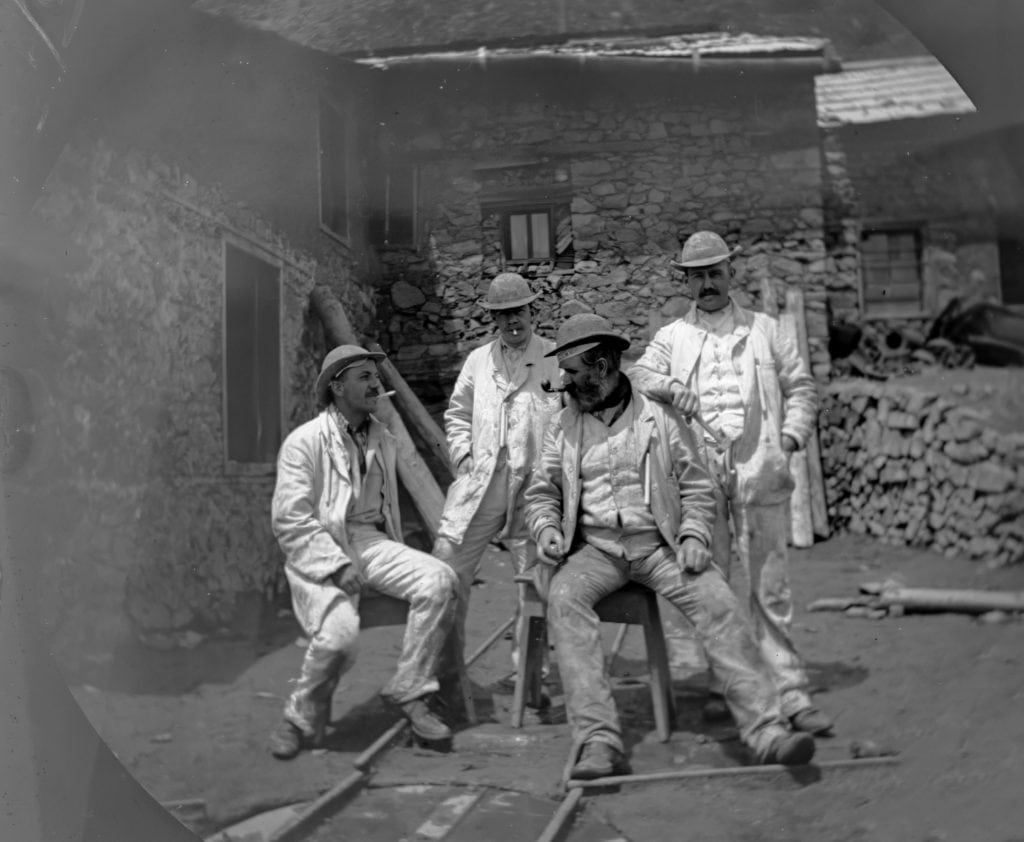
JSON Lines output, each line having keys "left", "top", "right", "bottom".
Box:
{"left": 399, "top": 695, "right": 453, "bottom": 743}
{"left": 790, "top": 707, "right": 834, "bottom": 737}
{"left": 702, "top": 694, "right": 732, "bottom": 723}
{"left": 268, "top": 721, "right": 304, "bottom": 760}
{"left": 757, "top": 731, "right": 816, "bottom": 766}
{"left": 570, "top": 742, "right": 630, "bottom": 781}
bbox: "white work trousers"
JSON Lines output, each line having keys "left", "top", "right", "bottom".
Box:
{"left": 284, "top": 526, "right": 458, "bottom": 737}
{"left": 662, "top": 464, "right": 813, "bottom": 717}
{"left": 547, "top": 542, "right": 789, "bottom": 757}
{"left": 433, "top": 464, "right": 538, "bottom": 675}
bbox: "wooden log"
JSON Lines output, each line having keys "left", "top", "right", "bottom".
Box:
{"left": 309, "top": 285, "right": 445, "bottom": 536}
{"left": 565, "top": 755, "right": 901, "bottom": 789}
{"left": 786, "top": 285, "right": 830, "bottom": 539}
{"left": 877, "top": 587, "right": 1024, "bottom": 614}
{"left": 369, "top": 341, "right": 453, "bottom": 484}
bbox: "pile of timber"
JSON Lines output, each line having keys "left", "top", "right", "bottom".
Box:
{"left": 820, "top": 379, "right": 1024, "bottom": 566}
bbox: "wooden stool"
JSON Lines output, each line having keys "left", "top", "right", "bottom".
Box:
{"left": 359, "top": 589, "right": 476, "bottom": 724}
{"left": 511, "top": 581, "right": 675, "bottom": 741}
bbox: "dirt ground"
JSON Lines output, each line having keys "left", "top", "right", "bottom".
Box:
{"left": 71, "top": 533, "right": 1024, "bottom": 842}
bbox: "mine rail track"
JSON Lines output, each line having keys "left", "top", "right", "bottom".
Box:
{"left": 216, "top": 617, "right": 899, "bottom": 842}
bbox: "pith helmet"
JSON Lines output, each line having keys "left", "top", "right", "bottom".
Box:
{"left": 315, "top": 344, "right": 385, "bottom": 406}
{"left": 480, "top": 273, "right": 539, "bottom": 310}
{"left": 671, "top": 231, "right": 742, "bottom": 269}
{"left": 544, "top": 312, "right": 630, "bottom": 363}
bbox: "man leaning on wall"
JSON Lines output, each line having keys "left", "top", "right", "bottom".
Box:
{"left": 629, "top": 231, "right": 834, "bottom": 738}
{"left": 433, "top": 273, "right": 562, "bottom": 705}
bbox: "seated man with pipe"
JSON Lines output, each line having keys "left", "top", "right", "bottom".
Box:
{"left": 524, "top": 313, "right": 816, "bottom": 779}
{"left": 268, "top": 345, "right": 459, "bottom": 759}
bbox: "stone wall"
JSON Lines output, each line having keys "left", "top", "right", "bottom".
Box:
{"left": 820, "top": 375, "right": 1024, "bottom": 567}
{"left": 26, "top": 135, "right": 375, "bottom": 672}
{"left": 821, "top": 123, "right": 1007, "bottom": 330}
{"left": 372, "top": 68, "right": 831, "bottom": 402}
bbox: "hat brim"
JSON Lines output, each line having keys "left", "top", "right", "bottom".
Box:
{"left": 544, "top": 333, "right": 631, "bottom": 359}
{"left": 479, "top": 291, "right": 539, "bottom": 311}
{"left": 671, "top": 245, "right": 742, "bottom": 270}
{"left": 315, "top": 351, "right": 385, "bottom": 405}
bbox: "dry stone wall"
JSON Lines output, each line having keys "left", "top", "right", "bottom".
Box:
{"left": 28, "top": 135, "right": 374, "bottom": 672}
{"left": 376, "top": 73, "right": 831, "bottom": 402}
{"left": 821, "top": 377, "right": 1024, "bottom": 567}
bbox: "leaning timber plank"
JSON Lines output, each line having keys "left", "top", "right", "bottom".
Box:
{"left": 388, "top": 408, "right": 446, "bottom": 538}
{"left": 565, "top": 755, "right": 901, "bottom": 790}
{"left": 877, "top": 587, "right": 1024, "bottom": 614}
{"left": 778, "top": 307, "right": 814, "bottom": 548}
{"left": 309, "top": 284, "right": 445, "bottom": 535}
{"left": 369, "top": 341, "right": 452, "bottom": 482}
{"left": 786, "top": 285, "right": 830, "bottom": 538}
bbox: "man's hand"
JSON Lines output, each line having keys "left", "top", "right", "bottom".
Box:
{"left": 670, "top": 382, "right": 700, "bottom": 418}
{"left": 333, "top": 564, "right": 363, "bottom": 596}
{"left": 457, "top": 454, "right": 474, "bottom": 477}
{"left": 537, "top": 526, "right": 565, "bottom": 566}
{"left": 781, "top": 434, "right": 799, "bottom": 453}
{"left": 676, "top": 536, "right": 711, "bottom": 574}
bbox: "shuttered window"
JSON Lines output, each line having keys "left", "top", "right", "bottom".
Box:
{"left": 224, "top": 242, "right": 281, "bottom": 468}
{"left": 862, "top": 229, "right": 923, "bottom": 317}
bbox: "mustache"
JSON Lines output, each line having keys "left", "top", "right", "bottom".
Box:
{"left": 699, "top": 288, "right": 719, "bottom": 296}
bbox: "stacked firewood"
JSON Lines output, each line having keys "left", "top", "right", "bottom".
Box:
{"left": 820, "top": 380, "right": 1024, "bottom": 567}
{"left": 829, "top": 322, "right": 975, "bottom": 381}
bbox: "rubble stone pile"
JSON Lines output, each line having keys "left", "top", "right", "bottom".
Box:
{"left": 821, "top": 379, "right": 1024, "bottom": 567}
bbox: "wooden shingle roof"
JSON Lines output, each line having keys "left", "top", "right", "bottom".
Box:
{"left": 816, "top": 56, "right": 975, "bottom": 127}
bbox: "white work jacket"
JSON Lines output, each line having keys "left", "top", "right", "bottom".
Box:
{"left": 438, "top": 333, "right": 561, "bottom": 543}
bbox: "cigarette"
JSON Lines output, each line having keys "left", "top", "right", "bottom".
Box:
{"left": 379, "top": 390, "right": 396, "bottom": 398}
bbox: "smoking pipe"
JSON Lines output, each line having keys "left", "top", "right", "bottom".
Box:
{"left": 540, "top": 379, "right": 570, "bottom": 394}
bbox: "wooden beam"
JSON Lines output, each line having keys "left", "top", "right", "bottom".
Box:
{"left": 778, "top": 306, "right": 815, "bottom": 549}
{"left": 878, "top": 587, "right": 1024, "bottom": 613}
{"left": 785, "top": 285, "right": 830, "bottom": 539}
{"left": 369, "top": 341, "right": 452, "bottom": 483}
{"left": 309, "top": 284, "right": 445, "bottom": 536}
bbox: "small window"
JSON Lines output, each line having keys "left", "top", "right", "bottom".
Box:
{"left": 318, "top": 97, "right": 355, "bottom": 243}
{"left": 861, "top": 228, "right": 923, "bottom": 317}
{"left": 491, "top": 202, "right": 574, "bottom": 269}
{"left": 224, "top": 242, "right": 281, "bottom": 467}
{"left": 369, "top": 164, "right": 417, "bottom": 247}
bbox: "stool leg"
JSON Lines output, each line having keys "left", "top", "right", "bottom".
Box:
{"left": 511, "top": 616, "right": 546, "bottom": 728}
{"left": 642, "top": 603, "right": 675, "bottom": 742}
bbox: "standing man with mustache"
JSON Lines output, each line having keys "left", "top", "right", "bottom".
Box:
{"left": 433, "top": 273, "right": 561, "bottom": 706}
{"left": 629, "top": 231, "right": 834, "bottom": 738}
{"left": 268, "top": 345, "right": 459, "bottom": 759}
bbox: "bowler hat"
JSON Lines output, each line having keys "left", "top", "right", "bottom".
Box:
{"left": 480, "top": 273, "right": 539, "bottom": 310}
{"left": 315, "top": 344, "right": 385, "bottom": 406}
{"left": 671, "top": 231, "right": 741, "bottom": 269}
{"left": 545, "top": 313, "right": 630, "bottom": 363}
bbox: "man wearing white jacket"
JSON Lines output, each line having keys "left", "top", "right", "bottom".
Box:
{"left": 524, "top": 313, "right": 816, "bottom": 779}
{"left": 433, "top": 273, "right": 561, "bottom": 692}
{"left": 630, "top": 231, "right": 833, "bottom": 737}
{"left": 268, "top": 345, "right": 459, "bottom": 759}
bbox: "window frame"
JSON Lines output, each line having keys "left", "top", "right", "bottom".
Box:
{"left": 481, "top": 195, "right": 574, "bottom": 269}
{"left": 221, "top": 236, "right": 284, "bottom": 476}
{"left": 317, "top": 95, "right": 358, "bottom": 247}
{"left": 860, "top": 225, "right": 927, "bottom": 319}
